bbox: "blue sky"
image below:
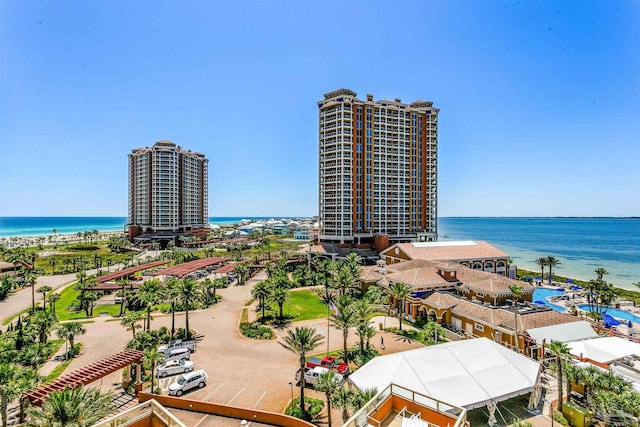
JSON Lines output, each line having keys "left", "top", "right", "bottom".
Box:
{"left": 1, "top": 1, "right": 638, "bottom": 217}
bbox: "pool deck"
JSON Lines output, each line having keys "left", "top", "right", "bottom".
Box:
{"left": 533, "top": 282, "right": 640, "bottom": 339}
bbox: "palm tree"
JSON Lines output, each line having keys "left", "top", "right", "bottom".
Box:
{"left": 331, "top": 387, "right": 353, "bottom": 422}
{"left": 27, "top": 386, "right": 114, "bottom": 426}
{"left": 509, "top": 284, "right": 523, "bottom": 352}
{"left": 47, "top": 293, "right": 60, "bottom": 315}
{"left": 534, "top": 257, "right": 548, "bottom": 281}
{"left": 202, "top": 278, "right": 214, "bottom": 304}
{"left": 213, "top": 277, "right": 226, "bottom": 302}
{"left": 333, "top": 267, "right": 356, "bottom": 297}
{"left": 48, "top": 258, "right": 57, "bottom": 275}
{"left": 27, "top": 310, "right": 58, "bottom": 344}
{"left": 546, "top": 256, "right": 561, "bottom": 279}
{"left": 135, "top": 279, "right": 164, "bottom": 331}
{"left": 0, "top": 363, "right": 40, "bottom": 427}
{"left": 164, "top": 277, "right": 180, "bottom": 338}
{"left": 270, "top": 287, "right": 290, "bottom": 320}
{"left": 252, "top": 281, "right": 272, "bottom": 321}
{"left": 314, "top": 370, "right": 339, "bottom": 427}
{"left": 547, "top": 340, "right": 570, "bottom": 408}
{"left": 387, "top": 282, "right": 412, "bottom": 331}
{"left": 343, "top": 253, "right": 362, "bottom": 280}
{"left": 177, "top": 277, "right": 202, "bottom": 340}
{"left": 121, "top": 312, "right": 143, "bottom": 339}
{"left": 23, "top": 270, "right": 38, "bottom": 310}
{"left": 353, "top": 299, "right": 374, "bottom": 354}
{"left": 352, "top": 387, "right": 378, "bottom": 411}
{"left": 20, "top": 344, "right": 49, "bottom": 369}
{"left": 331, "top": 295, "right": 356, "bottom": 366}
{"left": 37, "top": 285, "right": 53, "bottom": 311}
{"left": 143, "top": 348, "right": 165, "bottom": 395}
{"left": 423, "top": 321, "right": 446, "bottom": 345}
{"left": 595, "top": 268, "right": 609, "bottom": 280}
{"left": 279, "top": 326, "right": 324, "bottom": 418}
{"left": 56, "top": 323, "right": 86, "bottom": 358}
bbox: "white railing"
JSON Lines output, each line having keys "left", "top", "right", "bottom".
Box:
{"left": 94, "top": 399, "right": 186, "bottom": 427}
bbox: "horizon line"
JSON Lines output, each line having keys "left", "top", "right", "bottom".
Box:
{"left": 1, "top": 215, "right": 638, "bottom": 219}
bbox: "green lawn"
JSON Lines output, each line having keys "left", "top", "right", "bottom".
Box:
{"left": 54, "top": 286, "right": 130, "bottom": 320}
{"left": 280, "top": 289, "right": 328, "bottom": 322}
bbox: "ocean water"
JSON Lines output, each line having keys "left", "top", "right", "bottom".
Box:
{"left": 0, "top": 216, "right": 292, "bottom": 238}
{"left": 2, "top": 216, "right": 638, "bottom": 290}
{"left": 439, "top": 217, "right": 640, "bottom": 289}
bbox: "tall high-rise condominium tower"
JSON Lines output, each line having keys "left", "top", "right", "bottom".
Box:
{"left": 127, "top": 141, "right": 208, "bottom": 238}
{"left": 318, "top": 89, "right": 438, "bottom": 247}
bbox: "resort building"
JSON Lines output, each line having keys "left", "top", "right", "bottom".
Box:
{"left": 364, "top": 258, "right": 587, "bottom": 356}
{"left": 380, "top": 240, "right": 517, "bottom": 277}
{"left": 318, "top": 89, "right": 439, "bottom": 249}
{"left": 127, "top": 141, "right": 208, "bottom": 241}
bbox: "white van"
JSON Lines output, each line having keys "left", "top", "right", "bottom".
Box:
{"left": 165, "top": 347, "right": 190, "bottom": 361}
{"left": 167, "top": 369, "right": 208, "bottom": 396}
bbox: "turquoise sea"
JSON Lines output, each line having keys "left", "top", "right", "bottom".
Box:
{"left": 0, "top": 217, "right": 288, "bottom": 238}
{"left": 1, "top": 216, "right": 638, "bottom": 289}
{"left": 439, "top": 217, "right": 640, "bottom": 289}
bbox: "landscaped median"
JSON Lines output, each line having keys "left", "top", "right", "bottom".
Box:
{"left": 239, "top": 289, "right": 328, "bottom": 340}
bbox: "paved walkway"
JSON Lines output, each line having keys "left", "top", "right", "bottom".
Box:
{"left": 0, "top": 251, "right": 159, "bottom": 328}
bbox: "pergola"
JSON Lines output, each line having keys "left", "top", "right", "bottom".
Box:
{"left": 24, "top": 349, "right": 144, "bottom": 406}
{"left": 213, "top": 263, "right": 236, "bottom": 275}
{"left": 153, "top": 257, "right": 230, "bottom": 278}
{"left": 94, "top": 261, "right": 169, "bottom": 283}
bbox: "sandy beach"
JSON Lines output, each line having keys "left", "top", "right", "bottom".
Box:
{"left": 0, "top": 230, "right": 124, "bottom": 249}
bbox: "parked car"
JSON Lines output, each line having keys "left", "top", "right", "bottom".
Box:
{"left": 165, "top": 347, "right": 190, "bottom": 361}
{"left": 156, "top": 359, "right": 194, "bottom": 377}
{"left": 168, "top": 369, "right": 208, "bottom": 396}
{"left": 296, "top": 366, "right": 343, "bottom": 386}
{"left": 306, "top": 355, "right": 349, "bottom": 375}
{"left": 158, "top": 339, "right": 197, "bottom": 353}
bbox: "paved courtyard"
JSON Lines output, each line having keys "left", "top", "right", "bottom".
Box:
{"left": 3, "top": 265, "right": 555, "bottom": 426}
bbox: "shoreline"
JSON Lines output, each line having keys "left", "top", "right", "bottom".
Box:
{"left": 0, "top": 231, "right": 124, "bottom": 248}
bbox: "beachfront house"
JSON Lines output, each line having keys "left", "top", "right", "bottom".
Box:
{"left": 293, "top": 224, "right": 312, "bottom": 240}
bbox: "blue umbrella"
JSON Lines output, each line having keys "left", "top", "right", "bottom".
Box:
{"left": 629, "top": 320, "right": 633, "bottom": 328}
{"left": 535, "top": 276, "right": 541, "bottom": 281}
{"left": 523, "top": 275, "right": 532, "bottom": 281}
{"left": 565, "top": 279, "right": 574, "bottom": 284}
{"left": 603, "top": 314, "right": 621, "bottom": 327}
{"left": 547, "top": 276, "right": 554, "bottom": 281}
{"left": 534, "top": 300, "right": 546, "bottom": 305}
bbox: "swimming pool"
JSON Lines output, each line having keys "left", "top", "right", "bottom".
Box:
{"left": 577, "top": 304, "right": 640, "bottom": 324}
{"left": 532, "top": 288, "right": 567, "bottom": 312}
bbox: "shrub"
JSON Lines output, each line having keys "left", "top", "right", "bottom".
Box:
{"left": 552, "top": 411, "right": 569, "bottom": 425}
{"left": 67, "top": 343, "right": 82, "bottom": 358}
{"left": 285, "top": 396, "right": 324, "bottom": 421}
{"left": 239, "top": 322, "right": 274, "bottom": 340}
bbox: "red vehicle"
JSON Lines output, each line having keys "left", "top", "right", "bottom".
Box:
{"left": 306, "top": 356, "right": 349, "bottom": 375}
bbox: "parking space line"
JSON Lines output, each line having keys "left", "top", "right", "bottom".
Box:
{"left": 203, "top": 382, "right": 224, "bottom": 401}
{"left": 227, "top": 386, "right": 246, "bottom": 405}
{"left": 253, "top": 390, "right": 268, "bottom": 408}
{"left": 193, "top": 414, "right": 209, "bottom": 427}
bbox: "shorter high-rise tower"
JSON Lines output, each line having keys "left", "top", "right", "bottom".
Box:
{"left": 128, "top": 141, "right": 208, "bottom": 240}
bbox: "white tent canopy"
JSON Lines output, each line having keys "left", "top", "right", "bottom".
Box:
{"left": 526, "top": 320, "right": 598, "bottom": 344}
{"left": 348, "top": 337, "right": 541, "bottom": 410}
{"left": 567, "top": 336, "right": 640, "bottom": 364}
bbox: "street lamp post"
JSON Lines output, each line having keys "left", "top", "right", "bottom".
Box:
{"left": 288, "top": 382, "right": 294, "bottom": 413}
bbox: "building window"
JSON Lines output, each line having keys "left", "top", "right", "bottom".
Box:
{"left": 476, "top": 292, "right": 484, "bottom": 298}
{"left": 474, "top": 323, "right": 484, "bottom": 332}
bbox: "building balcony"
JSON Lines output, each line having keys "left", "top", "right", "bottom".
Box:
{"left": 344, "top": 383, "right": 467, "bottom": 427}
